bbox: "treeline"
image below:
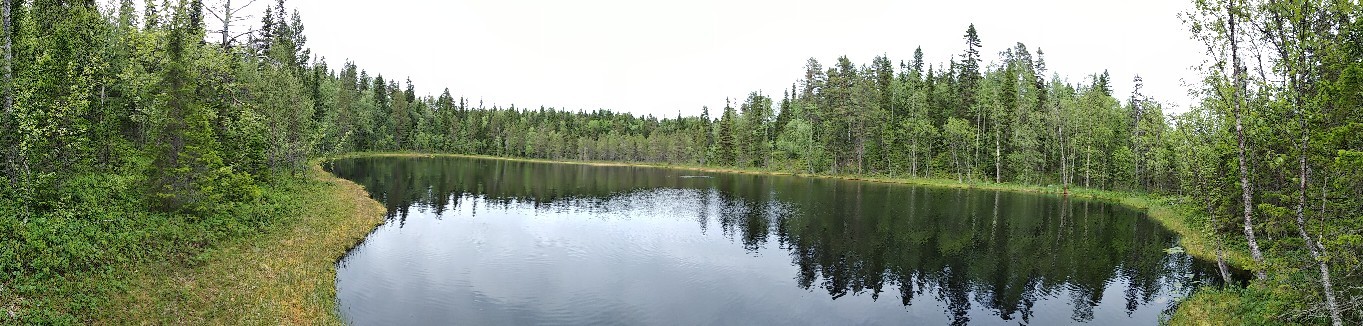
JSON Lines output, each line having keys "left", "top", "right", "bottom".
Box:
{"left": 0, "top": 0, "right": 1359, "bottom": 324}
{"left": 336, "top": 27, "right": 1180, "bottom": 193}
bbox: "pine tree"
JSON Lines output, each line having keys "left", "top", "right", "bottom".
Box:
{"left": 1095, "top": 69, "right": 1112, "bottom": 96}
{"left": 151, "top": 1, "right": 223, "bottom": 212}
{"left": 143, "top": 0, "right": 160, "bottom": 30}
{"left": 741, "top": 92, "right": 772, "bottom": 167}
{"left": 716, "top": 101, "right": 737, "bottom": 166}
{"left": 336, "top": 61, "right": 359, "bottom": 151}
{"left": 391, "top": 80, "right": 410, "bottom": 149}
{"left": 699, "top": 105, "right": 712, "bottom": 165}
{"left": 774, "top": 88, "right": 793, "bottom": 138}
{"left": 800, "top": 58, "right": 824, "bottom": 124}
{"left": 437, "top": 87, "right": 456, "bottom": 150}
{"left": 872, "top": 55, "right": 894, "bottom": 115}
{"left": 958, "top": 24, "right": 982, "bottom": 113}
{"left": 911, "top": 46, "right": 924, "bottom": 77}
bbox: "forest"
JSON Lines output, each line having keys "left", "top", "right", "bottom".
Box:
{"left": 0, "top": 0, "right": 1359, "bottom": 324}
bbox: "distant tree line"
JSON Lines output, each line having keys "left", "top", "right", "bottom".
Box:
{"left": 0, "top": 0, "right": 1358, "bottom": 324}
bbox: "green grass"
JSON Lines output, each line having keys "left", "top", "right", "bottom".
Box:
{"left": 1167, "top": 286, "right": 1305, "bottom": 326}
{"left": 0, "top": 161, "right": 385, "bottom": 325}
{"left": 83, "top": 162, "right": 386, "bottom": 325}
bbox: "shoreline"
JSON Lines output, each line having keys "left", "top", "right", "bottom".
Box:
{"left": 90, "top": 152, "right": 1237, "bottom": 324}
{"left": 326, "top": 152, "right": 1249, "bottom": 325}
{"left": 332, "top": 151, "right": 1252, "bottom": 270}
{"left": 89, "top": 161, "right": 386, "bottom": 324}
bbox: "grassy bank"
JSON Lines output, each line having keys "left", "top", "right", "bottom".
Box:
{"left": 1166, "top": 286, "right": 1299, "bottom": 326}
{"left": 85, "top": 161, "right": 386, "bottom": 324}
{"left": 1, "top": 161, "right": 384, "bottom": 325}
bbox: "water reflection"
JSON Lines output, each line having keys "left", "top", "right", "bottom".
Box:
{"left": 327, "top": 156, "right": 1240, "bottom": 325}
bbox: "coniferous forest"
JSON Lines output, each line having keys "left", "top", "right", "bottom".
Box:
{"left": 1, "top": 0, "right": 1361, "bottom": 324}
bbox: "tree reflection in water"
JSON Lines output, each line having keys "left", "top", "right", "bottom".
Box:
{"left": 327, "top": 156, "right": 1243, "bottom": 325}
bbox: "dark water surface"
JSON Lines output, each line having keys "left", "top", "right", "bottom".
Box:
{"left": 326, "top": 156, "right": 1235, "bottom": 325}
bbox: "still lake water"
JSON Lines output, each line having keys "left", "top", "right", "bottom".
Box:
{"left": 325, "top": 156, "right": 1234, "bottom": 325}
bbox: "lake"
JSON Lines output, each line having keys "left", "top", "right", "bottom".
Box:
{"left": 325, "top": 156, "right": 1236, "bottom": 325}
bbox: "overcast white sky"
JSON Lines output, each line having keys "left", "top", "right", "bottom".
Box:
{"left": 216, "top": 0, "right": 1204, "bottom": 117}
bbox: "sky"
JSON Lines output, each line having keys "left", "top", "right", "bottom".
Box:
{"left": 213, "top": 0, "right": 1207, "bottom": 117}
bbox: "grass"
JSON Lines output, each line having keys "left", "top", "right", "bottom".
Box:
{"left": 1167, "top": 286, "right": 1304, "bottom": 326}
{"left": 1168, "top": 289, "right": 1249, "bottom": 326}
{"left": 81, "top": 161, "right": 385, "bottom": 325}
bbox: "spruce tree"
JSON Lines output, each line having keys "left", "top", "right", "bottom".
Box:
{"left": 151, "top": 1, "right": 223, "bottom": 212}
{"left": 958, "top": 24, "right": 982, "bottom": 113}
{"left": 716, "top": 101, "right": 737, "bottom": 166}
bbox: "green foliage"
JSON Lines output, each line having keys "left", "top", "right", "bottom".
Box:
{"left": 1, "top": 170, "right": 309, "bottom": 323}
{"left": 1171, "top": 286, "right": 1306, "bottom": 325}
{"left": 715, "top": 103, "right": 737, "bottom": 166}
{"left": 2, "top": 0, "right": 1360, "bottom": 324}
{"left": 1174, "top": 0, "right": 1363, "bottom": 323}
{"left": 775, "top": 118, "right": 825, "bottom": 173}
{"left": 149, "top": 3, "right": 223, "bottom": 212}
{"left": 942, "top": 117, "right": 975, "bottom": 181}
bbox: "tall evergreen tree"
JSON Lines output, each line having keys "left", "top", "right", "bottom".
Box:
{"left": 716, "top": 100, "right": 737, "bottom": 166}
{"left": 150, "top": 1, "right": 222, "bottom": 211}
{"left": 958, "top": 24, "right": 983, "bottom": 116}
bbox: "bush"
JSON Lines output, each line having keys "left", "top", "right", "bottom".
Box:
{"left": 0, "top": 167, "right": 312, "bottom": 323}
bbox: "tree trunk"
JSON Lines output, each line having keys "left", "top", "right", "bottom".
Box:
{"left": 994, "top": 126, "right": 1001, "bottom": 183}
{"left": 1055, "top": 101, "right": 1069, "bottom": 193}
{"left": 952, "top": 142, "right": 962, "bottom": 183}
{"left": 974, "top": 112, "right": 982, "bottom": 182}
{"left": 1294, "top": 127, "right": 1342, "bottom": 326}
{"left": 214, "top": 0, "right": 261, "bottom": 50}
{"left": 1058, "top": 124, "right": 1068, "bottom": 192}
{"left": 3, "top": 0, "right": 15, "bottom": 199}
{"left": 1084, "top": 145, "right": 1091, "bottom": 189}
{"left": 220, "top": 0, "right": 231, "bottom": 49}
{"left": 1268, "top": 4, "right": 1344, "bottom": 322}
{"left": 1229, "top": 0, "right": 1267, "bottom": 280}
{"left": 1288, "top": 96, "right": 1342, "bottom": 325}
{"left": 1205, "top": 197, "right": 1233, "bottom": 284}
{"left": 910, "top": 139, "right": 918, "bottom": 178}
{"left": 2, "top": 0, "right": 9, "bottom": 117}
{"left": 1215, "top": 236, "right": 1232, "bottom": 283}
{"left": 1132, "top": 98, "right": 1144, "bottom": 190}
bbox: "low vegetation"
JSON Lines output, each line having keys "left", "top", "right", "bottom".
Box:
{"left": 1, "top": 0, "right": 1358, "bottom": 324}
{"left": 1, "top": 162, "right": 382, "bottom": 324}
{"left": 89, "top": 162, "right": 383, "bottom": 324}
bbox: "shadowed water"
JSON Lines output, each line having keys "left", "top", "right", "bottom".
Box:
{"left": 326, "top": 156, "right": 1241, "bottom": 325}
